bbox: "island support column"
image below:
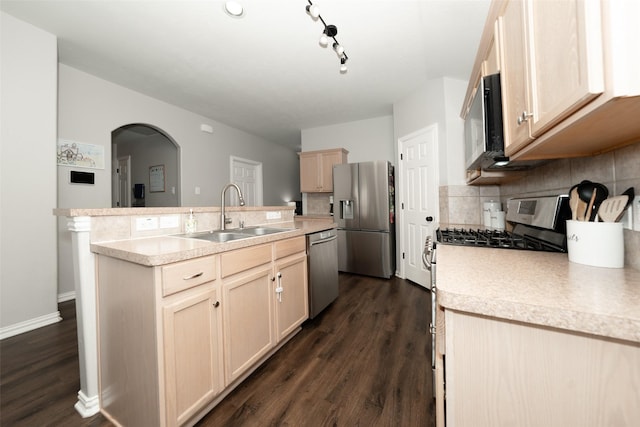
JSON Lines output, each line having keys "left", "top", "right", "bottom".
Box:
{"left": 68, "top": 216, "right": 100, "bottom": 417}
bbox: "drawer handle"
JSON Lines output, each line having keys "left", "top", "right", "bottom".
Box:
{"left": 182, "top": 271, "right": 204, "bottom": 280}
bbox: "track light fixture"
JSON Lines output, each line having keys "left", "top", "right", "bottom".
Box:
{"left": 305, "top": 0, "right": 349, "bottom": 73}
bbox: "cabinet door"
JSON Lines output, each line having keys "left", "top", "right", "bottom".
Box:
{"left": 274, "top": 253, "right": 308, "bottom": 342}
{"left": 526, "top": 0, "right": 603, "bottom": 138}
{"left": 320, "top": 151, "right": 342, "bottom": 192}
{"left": 299, "top": 153, "right": 320, "bottom": 192}
{"left": 499, "top": 0, "right": 532, "bottom": 155}
{"left": 163, "top": 287, "right": 223, "bottom": 426}
{"left": 222, "top": 267, "right": 274, "bottom": 384}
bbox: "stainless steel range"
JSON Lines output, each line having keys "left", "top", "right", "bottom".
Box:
{"left": 437, "top": 195, "right": 571, "bottom": 252}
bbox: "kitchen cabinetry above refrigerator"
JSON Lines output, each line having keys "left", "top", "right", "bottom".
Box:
{"left": 462, "top": 0, "right": 640, "bottom": 177}
{"left": 299, "top": 148, "right": 348, "bottom": 193}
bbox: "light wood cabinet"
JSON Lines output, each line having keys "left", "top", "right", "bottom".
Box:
{"left": 443, "top": 310, "right": 640, "bottom": 426}
{"left": 463, "top": 0, "right": 640, "bottom": 169}
{"left": 220, "top": 237, "right": 308, "bottom": 383}
{"left": 96, "top": 236, "right": 309, "bottom": 426}
{"left": 163, "top": 288, "right": 223, "bottom": 426}
{"left": 273, "top": 237, "right": 308, "bottom": 342}
{"left": 499, "top": 0, "right": 605, "bottom": 157}
{"left": 96, "top": 254, "right": 221, "bottom": 427}
{"left": 299, "top": 148, "right": 348, "bottom": 193}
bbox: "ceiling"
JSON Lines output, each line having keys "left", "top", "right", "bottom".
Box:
{"left": 1, "top": 0, "right": 490, "bottom": 150}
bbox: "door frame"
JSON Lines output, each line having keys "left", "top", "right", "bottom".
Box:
{"left": 396, "top": 124, "right": 439, "bottom": 281}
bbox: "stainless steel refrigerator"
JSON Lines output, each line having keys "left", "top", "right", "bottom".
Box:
{"left": 333, "top": 161, "right": 395, "bottom": 278}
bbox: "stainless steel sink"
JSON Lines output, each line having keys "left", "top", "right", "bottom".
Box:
{"left": 238, "top": 226, "right": 292, "bottom": 236}
{"left": 178, "top": 231, "right": 250, "bottom": 243}
{"left": 176, "top": 227, "right": 294, "bottom": 242}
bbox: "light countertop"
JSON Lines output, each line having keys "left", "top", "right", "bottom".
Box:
{"left": 437, "top": 244, "right": 640, "bottom": 343}
{"left": 91, "top": 220, "right": 336, "bottom": 267}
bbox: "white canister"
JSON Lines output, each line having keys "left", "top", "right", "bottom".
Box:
{"left": 566, "top": 220, "right": 624, "bottom": 268}
{"left": 483, "top": 201, "right": 501, "bottom": 227}
{"left": 491, "top": 211, "right": 506, "bottom": 230}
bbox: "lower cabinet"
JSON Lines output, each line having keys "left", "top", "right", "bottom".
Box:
{"left": 96, "top": 254, "right": 220, "bottom": 427}
{"left": 274, "top": 251, "right": 308, "bottom": 341}
{"left": 222, "top": 264, "right": 275, "bottom": 383}
{"left": 96, "top": 235, "right": 309, "bottom": 426}
{"left": 220, "top": 236, "right": 308, "bottom": 384}
{"left": 162, "top": 288, "right": 223, "bottom": 426}
{"left": 442, "top": 310, "right": 640, "bottom": 426}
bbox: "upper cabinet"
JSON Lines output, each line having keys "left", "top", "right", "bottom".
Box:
{"left": 463, "top": 0, "right": 640, "bottom": 164}
{"left": 299, "top": 148, "right": 349, "bottom": 193}
{"left": 499, "top": 0, "right": 605, "bottom": 156}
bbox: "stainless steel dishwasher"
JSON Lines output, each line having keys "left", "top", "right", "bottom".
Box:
{"left": 307, "top": 228, "right": 339, "bottom": 319}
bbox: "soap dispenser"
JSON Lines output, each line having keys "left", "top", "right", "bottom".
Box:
{"left": 185, "top": 209, "right": 197, "bottom": 234}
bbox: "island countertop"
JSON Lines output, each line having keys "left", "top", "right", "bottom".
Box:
{"left": 91, "top": 220, "right": 335, "bottom": 267}
{"left": 437, "top": 244, "right": 640, "bottom": 343}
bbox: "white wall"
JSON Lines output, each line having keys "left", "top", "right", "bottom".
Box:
{"left": 57, "top": 64, "right": 301, "bottom": 296}
{"left": 393, "top": 77, "right": 468, "bottom": 185}
{"left": 1, "top": 13, "right": 59, "bottom": 335}
{"left": 301, "top": 115, "right": 394, "bottom": 163}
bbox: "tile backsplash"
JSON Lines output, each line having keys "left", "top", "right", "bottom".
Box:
{"left": 439, "top": 141, "right": 640, "bottom": 269}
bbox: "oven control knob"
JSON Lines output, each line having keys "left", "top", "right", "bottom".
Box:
{"left": 426, "top": 216, "right": 433, "bottom": 222}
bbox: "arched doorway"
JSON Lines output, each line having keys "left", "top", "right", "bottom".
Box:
{"left": 111, "top": 123, "right": 181, "bottom": 207}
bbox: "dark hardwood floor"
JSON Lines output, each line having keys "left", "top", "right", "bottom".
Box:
{"left": 1, "top": 273, "right": 433, "bottom": 427}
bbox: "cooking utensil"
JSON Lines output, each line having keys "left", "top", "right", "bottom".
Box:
{"left": 598, "top": 195, "right": 629, "bottom": 222}
{"left": 615, "top": 187, "right": 635, "bottom": 222}
{"left": 586, "top": 188, "right": 597, "bottom": 221}
{"left": 569, "top": 187, "right": 580, "bottom": 220}
{"left": 574, "top": 180, "right": 609, "bottom": 221}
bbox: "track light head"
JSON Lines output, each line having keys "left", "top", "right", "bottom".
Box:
{"left": 340, "top": 57, "right": 348, "bottom": 73}
{"left": 306, "top": 4, "right": 320, "bottom": 19}
{"left": 319, "top": 25, "right": 337, "bottom": 47}
{"left": 332, "top": 42, "right": 344, "bottom": 56}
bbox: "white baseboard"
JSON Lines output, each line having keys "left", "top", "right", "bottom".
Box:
{"left": 58, "top": 291, "right": 76, "bottom": 302}
{"left": 0, "top": 310, "right": 62, "bottom": 340}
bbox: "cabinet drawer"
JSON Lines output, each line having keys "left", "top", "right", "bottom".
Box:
{"left": 274, "top": 236, "right": 306, "bottom": 260}
{"left": 162, "top": 256, "right": 216, "bottom": 296}
{"left": 220, "top": 244, "right": 272, "bottom": 278}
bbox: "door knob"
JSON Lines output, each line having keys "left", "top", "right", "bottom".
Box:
{"left": 426, "top": 216, "right": 433, "bottom": 222}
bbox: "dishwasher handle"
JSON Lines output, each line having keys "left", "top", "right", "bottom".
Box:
{"left": 309, "top": 235, "right": 337, "bottom": 246}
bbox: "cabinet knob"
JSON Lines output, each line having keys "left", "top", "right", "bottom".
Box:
{"left": 213, "top": 301, "right": 220, "bottom": 308}
{"left": 426, "top": 216, "right": 433, "bottom": 222}
{"left": 517, "top": 111, "right": 533, "bottom": 125}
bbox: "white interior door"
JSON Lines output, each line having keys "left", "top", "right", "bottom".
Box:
{"left": 116, "top": 156, "right": 131, "bottom": 207}
{"left": 230, "top": 156, "right": 263, "bottom": 206}
{"left": 398, "top": 125, "right": 438, "bottom": 288}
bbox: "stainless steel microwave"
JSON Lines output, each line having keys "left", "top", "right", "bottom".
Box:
{"left": 464, "top": 73, "right": 506, "bottom": 171}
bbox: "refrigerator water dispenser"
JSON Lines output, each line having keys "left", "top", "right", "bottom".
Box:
{"left": 340, "top": 200, "right": 354, "bottom": 219}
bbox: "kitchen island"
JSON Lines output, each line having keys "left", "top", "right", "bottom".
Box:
{"left": 436, "top": 245, "right": 640, "bottom": 426}
{"left": 54, "top": 206, "right": 334, "bottom": 423}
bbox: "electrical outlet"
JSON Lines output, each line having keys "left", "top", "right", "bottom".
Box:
{"left": 266, "top": 211, "right": 281, "bottom": 220}
{"left": 159, "top": 215, "right": 180, "bottom": 229}
{"left": 633, "top": 196, "right": 640, "bottom": 232}
{"left": 136, "top": 217, "right": 158, "bottom": 231}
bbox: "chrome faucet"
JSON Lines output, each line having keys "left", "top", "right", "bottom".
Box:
{"left": 220, "top": 183, "right": 245, "bottom": 230}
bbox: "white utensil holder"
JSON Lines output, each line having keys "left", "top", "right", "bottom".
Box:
{"left": 566, "top": 220, "right": 624, "bottom": 268}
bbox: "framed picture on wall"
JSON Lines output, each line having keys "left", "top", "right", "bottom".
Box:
{"left": 149, "top": 165, "right": 165, "bottom": 192}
